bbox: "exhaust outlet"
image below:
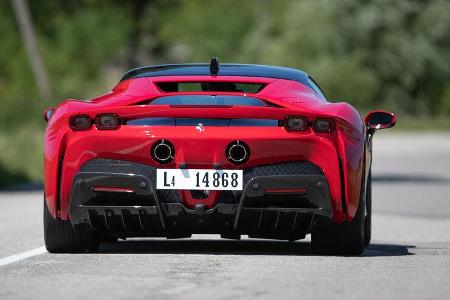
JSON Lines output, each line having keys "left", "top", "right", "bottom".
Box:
{"left": 152, "top": 140, "right": 174, "bottom": 164}
{"left": 226, "top": 141, "right": 249, "bottom": 164}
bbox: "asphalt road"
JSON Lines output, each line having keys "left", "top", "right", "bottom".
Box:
{"left": 1, "top": 132, "right": 450, "bottom": 299}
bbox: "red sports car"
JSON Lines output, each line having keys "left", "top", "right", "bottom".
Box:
{"left": 43, "top": 58, "right": 395, "bottom": 255}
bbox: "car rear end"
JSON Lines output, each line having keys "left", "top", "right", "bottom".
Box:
{"left": 59, "top": 91, "right": 352, "bottom": 242}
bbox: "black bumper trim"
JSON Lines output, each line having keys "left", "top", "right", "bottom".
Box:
{"left": 234, "top": 175, "right": 332, "bottom": 228}
{"left": 69, "top": 159, "right": 333, "bottom": 239}
{"left": 70, "top": 172, "right": 166, "bottom": 229}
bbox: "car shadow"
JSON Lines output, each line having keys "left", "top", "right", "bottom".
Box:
{"left": 373, "top": 173, "right": 450, "bottom": 184}
{"left": 98, "top": 239, "right": 414, "bottom": 257}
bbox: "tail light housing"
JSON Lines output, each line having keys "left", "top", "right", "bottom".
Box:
{"left": 284, "top": 116, "right": 308, "bottom": 132}
{"left": 313, "top": 118, "right": 335, "bottom": 133}
{"left": 69, "top": 115, "right": 92, "bottom": 130}
{"left": 95, "top": 114, "right": 120, "bottom": 130}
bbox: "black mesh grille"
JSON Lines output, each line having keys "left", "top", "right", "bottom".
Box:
{"left": 243, "top": 162, "right": 323, "bottom": 182}
{"left": 82, "top": 159, "right": 156, "bottom": 177}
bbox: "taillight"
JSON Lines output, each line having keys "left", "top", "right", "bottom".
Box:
{"left": 69, "top": 115, "right": 92, "bottom": 130}
{"left": 284, "top": 116, "right": 308, "bottom": 132}
{"left": 313, "top": 118, "right": 335, "bottom": 133}
{"left": 95, "top": 114, "right": 120, "bottom": 130}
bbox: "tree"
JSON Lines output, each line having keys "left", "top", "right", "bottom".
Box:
{"left": 11, "top": 0, "right": 51, "bottom": 99}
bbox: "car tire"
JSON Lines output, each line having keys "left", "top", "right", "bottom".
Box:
{"left": 43, "top": 197, "right": 99, "bottom": 253}
{"left": 311, "top": 178, "right": 366, "bottom": 256}
{"left": 100, "top": 235, "right": 118, "bottom": 243}
{"left": 364, "top": 171, "right": 372, "bottom": 246}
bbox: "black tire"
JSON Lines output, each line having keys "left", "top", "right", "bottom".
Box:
{"left": 311, "top": 181, "right": 366, "bottom": 255}
{"left": 364, "top": 171, "right": 372, "bottom": 246}
{"left": 44, "top": 197, "right": 99, "bottom": 253}
{"left": 100, "top": 235, "right": 118, "bottom": 243}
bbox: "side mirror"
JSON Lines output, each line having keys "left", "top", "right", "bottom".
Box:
{"left": 44, "top": 107, "right": 54, "bottom": 122}
{"left": 365, "top": 110, "right": 396, "bottom": 130}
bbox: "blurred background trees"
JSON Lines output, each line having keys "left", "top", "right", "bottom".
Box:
{"left": 0, "top": 0, "right": 449, "bottom": 184}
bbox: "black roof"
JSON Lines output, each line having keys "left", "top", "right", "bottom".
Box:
{"left": 120, "top": 63, "right": 310, "bottom": 85}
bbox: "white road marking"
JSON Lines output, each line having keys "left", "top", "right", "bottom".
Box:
{"left": 0, "top": 247, "right": 47, "bottom": 267}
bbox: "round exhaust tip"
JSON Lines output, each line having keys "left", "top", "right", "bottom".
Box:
{"left": 151, "top": 140, "right": 174, "bottom": 164}
{"left": 226, "top": 141, "right": 249, "bottom": 165}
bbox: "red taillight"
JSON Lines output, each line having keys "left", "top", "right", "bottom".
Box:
{"left": 313, "top": 118, "right": 335, "bottom": 133}
{"left": 69, "top": 115, "right": 92, "bottom": 130}
{"left": 95, "top": 114, "right": 120, "bottom": 130}
{"left": 284, "top": 116, "right": 309, "bottom": 132}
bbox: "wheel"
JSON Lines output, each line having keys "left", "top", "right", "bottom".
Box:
{"left": 364, "top": 171, "right": 372, "bottom": 246}
{"left": 43, "top": 197, "right": 99, "bottom": 253}
{"left": 311, "top": 178, "right": 366, "bottom": 255}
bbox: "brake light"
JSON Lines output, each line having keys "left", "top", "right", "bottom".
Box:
{"left": 69, "top": 115, "right": 92, "bottom": 130}
{"left": 313, "top": 118, "right": 335, "bottom": 133}
{"left": 284, "top": 116, "right": 308, "bottom": 132}
{"left": 95, "top": 114, "right": 120, "bottom": 130}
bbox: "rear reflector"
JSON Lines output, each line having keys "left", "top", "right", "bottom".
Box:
{"left": 93, "top": 186, "right": 136, "bottom": 193}
{"left": 69, "top": 115, "right": 92, "bottom": 131}
{"left": 265, "top": 188, "right": 308, "bottom": 194}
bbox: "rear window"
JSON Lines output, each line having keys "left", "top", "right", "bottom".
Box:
{"left": 148, "top": 95, "right": 269, "bottom": 106}
{"left": 156, "top": 82, "right": 265, "bottom": 93}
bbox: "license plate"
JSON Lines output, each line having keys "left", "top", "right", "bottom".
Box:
{"left": 156, "top": 169, "right": 243, "bottom": 191}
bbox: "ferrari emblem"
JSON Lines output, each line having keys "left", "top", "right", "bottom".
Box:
{"left": 195, "top": 123, "right": 205, "bottom": 132}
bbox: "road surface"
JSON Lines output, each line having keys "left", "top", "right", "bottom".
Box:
{"left": 1, "top": 132, "right": 450, "bottom": 299}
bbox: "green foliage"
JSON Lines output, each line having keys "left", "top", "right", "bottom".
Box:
{"left": 156, "top": 0, "right": 259, "bottom": 61}
{"left": 157, "top": 0, "right": 450, "bottom": 115}
{"left": 0, "top": 126, "right": 43, "bottom": 187}
{"left": 42, "top": 3, "right": 133, "bottom": 100}
{"left": 0, "top": 1, "right": 39, "bottom": 128}
{"left": 0, "top": 0, "right": 133, "bottom": 130}
{"left": 0, "top": 0, "right": 133, "bottom": 186}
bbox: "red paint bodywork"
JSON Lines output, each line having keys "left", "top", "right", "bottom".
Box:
{"left": 44, "top": 75, "right": 368, "bottom": 223}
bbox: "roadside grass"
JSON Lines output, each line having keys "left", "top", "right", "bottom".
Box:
{"left": 0, "top": 125, "right": 44, "bottom": 188}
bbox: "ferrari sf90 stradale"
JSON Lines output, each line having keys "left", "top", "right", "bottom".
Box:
{"left": 43, "top": 58, "right": 395, "bottom": 254}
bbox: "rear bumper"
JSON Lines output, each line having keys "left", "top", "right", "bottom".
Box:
{"left": 51, "top": 126, "right": 347, "bottom": 222}
{"left": 69, "top": 159, "right": 332, "bottom": 240}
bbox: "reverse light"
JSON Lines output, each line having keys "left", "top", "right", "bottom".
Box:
{"left": 96, "top": 114, "right": 120, "bottom": 130}
{"left": 284, "top": 116, "right": 308, "bottom": 132}
{"left": 313, "top": 118, "right": 335, "bottom": 133}
{"left": 69, "top": 115, "right": 92, "bottom": 130}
